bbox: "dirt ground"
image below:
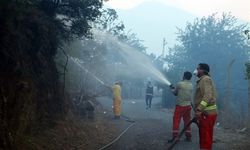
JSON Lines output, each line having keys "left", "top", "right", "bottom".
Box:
{"left": 25, "top": 100, "right": 129, "bottom": 150}
{"left": 28, "top": 97, "right": 250, "bottom": 150}
{"left": 97, "top": 97, "right": 250, "bottom": 150}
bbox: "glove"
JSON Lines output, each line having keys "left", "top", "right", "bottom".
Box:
{"left": 169, "top": 84, "right": 175, "bottom": 89}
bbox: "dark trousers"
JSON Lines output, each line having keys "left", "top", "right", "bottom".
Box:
{"left": 145, "top": 95, "right": 153, "bottom": 108}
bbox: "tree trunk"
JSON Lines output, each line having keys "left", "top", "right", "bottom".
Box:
{"left": 245, "top": 62, "right": 250, "bottom": 128}
{"left": 225, "top": 59, "right": 235, "bottom": 113}
{"left": 248, "top": 79, "right": 250, "bottom": 128}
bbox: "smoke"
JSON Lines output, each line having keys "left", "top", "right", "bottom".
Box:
{"left": 92, "top": 29, "right": 171, "bottom": 85}
{"left": 69, "top": 56, "right": 105, "bottom": 85}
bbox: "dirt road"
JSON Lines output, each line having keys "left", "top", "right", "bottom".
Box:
{"left": 97, "top": 97, "right": 249, "bottom": 150}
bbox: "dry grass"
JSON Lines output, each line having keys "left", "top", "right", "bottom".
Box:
{"left": 23, "top": 105, "right": 127, "bottom": 150}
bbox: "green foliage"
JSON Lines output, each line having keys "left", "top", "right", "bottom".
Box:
{"left": 9, "top": 0, "right": 103, "bottom": 39}
{"left": 164, "top": 13, "right": 250, "bottom": 109}
{"left": 178, "top": 13, "right": 248, "bottom": 63}
{"left": 245, "top": 62, "right": 250, "bottom": 79}
{"left": 95, "top": 8, "right": 122, "bottom": 34}
{"left": 124, "top": 32, "right": 147, "bottom": 52}
{"left": 59, "top": 8, "right": 149, "bottom": 99}
{"left": 167, "top": 13, "right": 249, "bottom": 79}
{"left": 0, "top": 0, "right": 103, "bottom": 149}
{"left": 244, "top": 30, "right": 250, "bottom": 39}
{"left": 94, "top": 8, "right": 146, "bottom": 51}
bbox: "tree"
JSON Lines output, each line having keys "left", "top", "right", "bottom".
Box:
{"left": 176, "top": 13, "right": 248, "bottom": 69}
{"left": 166, "top": 13, "right": 250, "bottom": 126}
{"left": 91, "top": 8, "right": 148, "bottom": 97}
{"left": 95, "top": 8, "right": 125, "bottom": 36}
{"left": 245, "top": 62, "right": 250, "bottom": 128}
{"left": 244, "top": 30, "right": 250, "bottom": 128}
{"left": 0, "top": 0, "right": 103, "bottom": 149}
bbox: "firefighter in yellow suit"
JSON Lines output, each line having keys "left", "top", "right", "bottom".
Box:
{"left": 112, "top": 81, "right": 122, "bottom": 119}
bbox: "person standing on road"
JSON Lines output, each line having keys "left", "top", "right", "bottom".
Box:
{"left": 194, "top": 63, "right": 217, "bottom": 150}
{"left": 168, "top": 71, "right": 193, "bottom": 143}
{"left": 145, "top": 81, "right": 154, "bottom": 109}
{"left": 112, "top": 81, "right": 122, "bottom": 119}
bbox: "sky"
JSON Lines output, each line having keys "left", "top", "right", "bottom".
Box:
{"left": 105, "top": 0, "right": 250, "bottom": 21}
{"left": 104, "top": 0, "right": 250, "bottom": 55}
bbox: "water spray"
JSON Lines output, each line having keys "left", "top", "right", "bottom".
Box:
{"left": 93, "top": 29, "right": 171, "bottom": 86}
{"left": 140, "top": 62, "right": 171, "bottom": 85}
{"left": 107, "top": 32, "right": 171, "bottom": 86}
{"left": 68, "top": 29, "right": 172, "bottom": 89}
{"left": 69, "top": 56, "right": 106, "bottom": 86}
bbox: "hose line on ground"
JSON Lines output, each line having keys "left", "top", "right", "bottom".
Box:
{"left": 98, "top": 116, "right": 135, "bottom": 150}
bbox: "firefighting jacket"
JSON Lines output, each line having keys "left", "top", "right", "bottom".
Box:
{"left": 174, "top": 80, "right": 193, "bottom": 106}
{"left": 194, "top": 75, "right": 217, "bottom": 114}
{"left": 112, "top": 84, "right": 121, "bottom": 100}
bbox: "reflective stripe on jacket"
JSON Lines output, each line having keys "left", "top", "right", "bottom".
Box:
{"left": 194, "top": 75, "right": 217, "bottom": 114}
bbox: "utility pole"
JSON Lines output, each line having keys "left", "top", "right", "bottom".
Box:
{"left": 161, "top": 38, "right": 168, "bottom": 107}
{"left": 225, "top": 59, "right": 235, "bottom": 118}
{"left": 162, "top": 38, "right": 167, "bottom": 59}
{"left": 244, "top": 30, "right": 250, "bottom": 128}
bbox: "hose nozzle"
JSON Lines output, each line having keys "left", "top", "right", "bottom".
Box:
{"left": 169, "top": 84, "right": 175, "bottom": 89}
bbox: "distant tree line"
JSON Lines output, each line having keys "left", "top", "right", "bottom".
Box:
{"left": 162, "top": 13, "right": 250, "bottom": 128}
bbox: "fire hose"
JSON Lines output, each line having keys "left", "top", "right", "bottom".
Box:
{"left": 69, "top": 54, "right": 137, "bottom": 149}
{"left": 167, "top": 102, "right": 199, "bottom": 150}
{"left": 98, "top": 115, "right": 135, "bottom": 150}
{"left": 167, "top": 117, "right": 198, "bottom": 150}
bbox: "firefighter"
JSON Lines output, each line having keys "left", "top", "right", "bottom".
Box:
{"left": 112, "top": 81, "right": 122, "bottom": 119}
{"left": 194, "top": 63, "right": 217, "bottom": 150}
{"left": 168, "top": 71, "right": 193, "bottom": 143}
{"left": 145, "top": 81, "right": 154, "bottom": 109}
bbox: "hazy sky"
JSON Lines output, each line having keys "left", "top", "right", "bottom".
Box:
{"left": 105, "top": 0, "right": 250, "bottom": 21}
{"left": 104, "top": 0, "right": 250, "bottom": 55}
